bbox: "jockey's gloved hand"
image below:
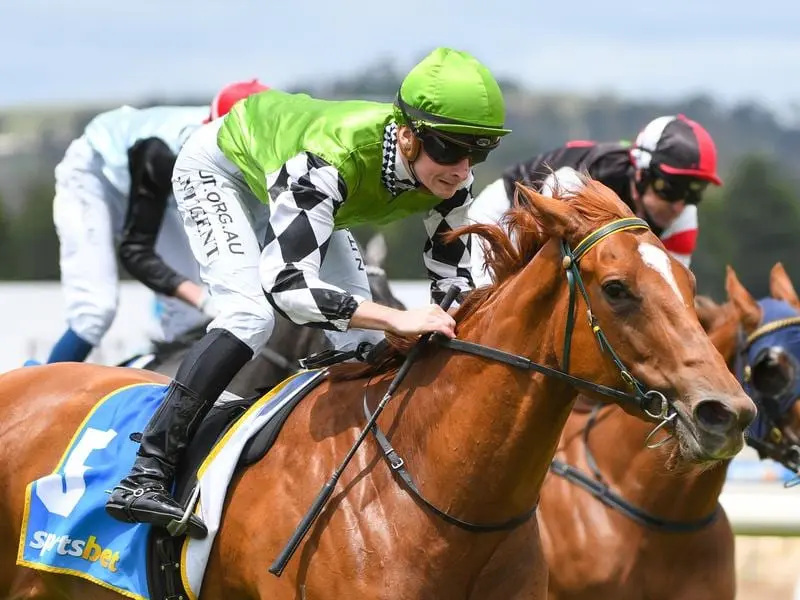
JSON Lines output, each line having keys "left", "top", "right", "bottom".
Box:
{"left": 387, "top": 305, "right": 456, "bottom": 339}
{"left": 197, "top": 289, "right": 220, "bottom": 319}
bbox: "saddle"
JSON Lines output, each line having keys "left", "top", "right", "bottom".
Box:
{"left": 146, "top": 342, "right": 382, "bottom": 600}
{"left": 146, "top": 370, "right": 326, "bottom": 600}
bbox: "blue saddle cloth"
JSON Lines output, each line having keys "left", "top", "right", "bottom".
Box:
{"left": 18, "top": 382, "right": 167, "bottom": 599}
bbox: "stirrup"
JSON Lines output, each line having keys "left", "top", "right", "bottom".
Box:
{"left": 166, "top": 483, "right": 202, "bottom": 536}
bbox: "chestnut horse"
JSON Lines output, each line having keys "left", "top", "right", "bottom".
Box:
{"left": 540, "top": 263, "right": 800, "bottom": 600}
{"left": 0, "top": 180, "right": 755, "bottom": 600}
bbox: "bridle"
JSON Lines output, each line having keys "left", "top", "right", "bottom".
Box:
{"left": 549, "top": 301, "right": 800, "bottom": 534}
{"left": 550, "top": 405, "right": 720, "bottom": 532}
{"left": 736, "top": 312, "right": 800, "bottom": 485}
{"left": 365, "top": 217, "right": 689, "bottom": 532}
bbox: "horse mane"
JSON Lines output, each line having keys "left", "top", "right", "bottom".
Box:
{"left": 694, "top": 295, "right": 738, "bottom": 333}
{"left": 329, "top": 177, "right": 633, "bottom": 382}
{"left": 695, "top": 296, "right": 722, "bottom": 332}
{"left": 690, "top": 294, "right": 742, "bottom": 368}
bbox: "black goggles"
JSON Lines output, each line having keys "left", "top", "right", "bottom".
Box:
{"left": 395, "top": 95, "right": 500, "bottom": 165}
{"left": 749, "top": 346, "right": 800, "bottom": 399}
{"left": 652, "top": 175, "right": 709, "bottom": 205}
{"left": 417, "top": 129, "right": 498, "bottom": 165}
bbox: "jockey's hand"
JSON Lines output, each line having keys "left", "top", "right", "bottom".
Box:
{"left": 350, "top": 300, "right": 456, "bottom": 339}
{"left": 386, "top": 305, "right": 456, "bottom": 339}
{"left": 197, "top": 290, "right": 220, "bottom": 319}
{"left": 175, "top": 280, "right": 219, "bottom": 319}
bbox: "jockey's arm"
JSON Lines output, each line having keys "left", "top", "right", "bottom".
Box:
{"left": 259, "top": 152, "right": 363, "bottom": 332}
{"left": 422, "top": 185, "right": 476, "bottom": 304}
{"left": 259, "top": 153, "right": 456, "bottom": 339}
{"left": 118, "top": 137, "right": 209, "bottom": 310}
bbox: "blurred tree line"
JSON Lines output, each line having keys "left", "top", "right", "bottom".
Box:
{"left": 2, "top": 59, "right": 800, "bottom": 303}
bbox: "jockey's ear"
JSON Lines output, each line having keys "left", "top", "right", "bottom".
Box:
{"left": 725, "top": 265, "right": 761, "bottom": 335}
{"left": 769, "top": 262, "right": 800, "bottom": 311}
{"left": 514, "top": 182, "right": 580, "bottom": 242}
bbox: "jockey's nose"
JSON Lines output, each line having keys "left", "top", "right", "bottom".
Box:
{"left": 452, "top": 157, "right": 471, "bottom": 178}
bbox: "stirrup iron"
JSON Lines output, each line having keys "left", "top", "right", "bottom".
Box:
{"left": 166, "top": 483, "right": 202, "bottom": 536}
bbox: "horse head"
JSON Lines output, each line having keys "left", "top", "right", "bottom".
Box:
{"left": 457, "top": 175, "right": 755, "bottom": 464}
{"left": 723, "top": 262, "right": 800, "bottom": 477}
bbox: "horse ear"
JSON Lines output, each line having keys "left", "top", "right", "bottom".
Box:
{"left": 769, "top": 262, "right": 800, "bottom": 310}
{"left": 365, "top": 233, "right": 388, "bottom": 268}
{"left": 725, "top": 265, "right": 761, "bottom": 334}
{"left": 514, "top": 182, "right": 580, "bottom": 240}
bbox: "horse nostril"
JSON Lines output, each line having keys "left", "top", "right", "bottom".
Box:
{"left": 694, "top": 399, "right": 737, "bottom": 433}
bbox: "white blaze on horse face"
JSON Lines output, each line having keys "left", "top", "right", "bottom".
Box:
{"left": 638, "top": 242, "right": 683, "bottom": 302}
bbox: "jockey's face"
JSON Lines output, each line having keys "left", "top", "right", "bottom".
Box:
{"left": 414, "top": 149, "right": 471, "bottom": 199}
{"left": 632, "top": 172, "right": 686, "bottom": 229}
{"left": 641, "top": 185, "right": 686, "bottom": 229}
{"left": 397, "top": 125, "right": 471, "bottom": 199}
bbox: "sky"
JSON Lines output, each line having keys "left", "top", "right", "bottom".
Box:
{"left": 3, "top": 0, "right": 800, "bottom": 116}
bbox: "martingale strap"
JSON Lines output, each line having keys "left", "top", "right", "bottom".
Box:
{"left": 364, "top": 392, "right": 538, "bottom": 533}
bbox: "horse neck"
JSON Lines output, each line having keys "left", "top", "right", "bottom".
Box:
{"left": 569, "top": 406, "right": 728, "bottom": 523}
{"left": 385, "top": 242, "right": 578, "bottom": 525}
{"left": 566, "top": 307, "right": 743, "bottom": 523}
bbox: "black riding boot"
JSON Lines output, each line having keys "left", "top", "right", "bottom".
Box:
{"left": 106, "top": 328, "right": 253, "bottom": 538}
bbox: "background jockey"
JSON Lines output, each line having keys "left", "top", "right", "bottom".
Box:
{"left": 45, "top": 80, "right": 268, "bottom": 363}
{"left": 105, "top": 47, "right": 510, "bottom": 539}
{"left": 469, "top": 114, "right": 722, "bottom": 285}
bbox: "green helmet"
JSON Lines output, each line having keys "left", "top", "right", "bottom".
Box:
{"left": 395, "top": 47, "right": 511, "bottom": 139}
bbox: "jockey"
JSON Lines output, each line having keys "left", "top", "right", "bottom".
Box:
{"left": 469, "top": 115, "right": 722, "bottom": 285}
{"left": 105, "top": 47, "right": 510, "bottom": 538}
{"left": 45, "top": 80, "right": 268, "bottom": 363}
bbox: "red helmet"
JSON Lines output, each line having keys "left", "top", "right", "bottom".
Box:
{"left": 630, "top": 114, "right": 722, "bottom": 185}
{"left": 206, "top": 79, "right": 269, "bottom": 122}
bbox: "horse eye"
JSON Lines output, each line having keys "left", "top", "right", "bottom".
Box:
{"left": 602, "top": 281, "right": 632, "bottom": 302}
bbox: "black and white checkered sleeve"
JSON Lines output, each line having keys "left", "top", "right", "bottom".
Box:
{"left": 423, "top": 184, "right": 476, "bottom": 304}
{"left": 260, "top": 152, "right": 361, "bottom": 331}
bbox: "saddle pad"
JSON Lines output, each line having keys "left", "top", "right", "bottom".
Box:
{"left": 17, "top": 382, "right": 168, "bottom": 600}
{"left": 179, "top": 368, "right": 326, "bottom": 599}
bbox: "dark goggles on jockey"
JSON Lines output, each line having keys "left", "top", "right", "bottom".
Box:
{"left": 396, "top": 96, "right": 500, "bottom": 165}
{"left": 650, "top": 172, "right": 709, "bottom": 205}
{"left": 749, "top": 346, "right": 800, "bottom": 399}
{"left": 417, "top": 129, "right": 498, "bottom": 165}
